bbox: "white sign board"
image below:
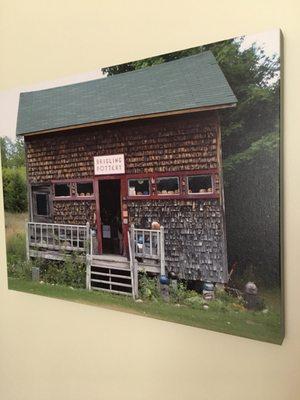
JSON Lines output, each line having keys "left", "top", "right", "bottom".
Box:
{"left": 94, "top": 154, "right": 125, "bottom": 175}
{"left": 102, "top": 225, "right": 111, "bottom": 239}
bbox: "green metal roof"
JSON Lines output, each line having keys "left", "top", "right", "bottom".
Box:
{"left": 16, "top": 51, "right": 237, "bottom": 135}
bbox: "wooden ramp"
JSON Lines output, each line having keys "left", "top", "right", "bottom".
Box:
{"left": 89, "top": 255, "right": 134, "bottom": 296}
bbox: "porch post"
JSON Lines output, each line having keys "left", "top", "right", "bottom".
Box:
{"left": 130, "top": 224, "right": 139, "bottom": 298}
{"left": 160, "top": 225, "right": 166, "bottom": 276}
{"left": 25, "top": 221, "right": 30, "bottom": 261}
{"left": 86, "top": 222, "right": 91, "bottom": 290}
{"left": 130, "top": 224, "right": 135, "bottom": 260}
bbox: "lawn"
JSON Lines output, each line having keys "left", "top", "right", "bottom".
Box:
{"left": 8, "top": 277, "right": 283, "bottom": 345}
{"left": 4, "top": 211, "right": 283, "bottom": 345}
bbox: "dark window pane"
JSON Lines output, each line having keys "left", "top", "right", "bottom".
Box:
{"left": 77, "top": 182, "right": 94, "bottom": 196}
{"left": 54, "top": 183, "right": 70, "bottom": 197}
{"left": 187, "top": 175, "right": 212, "bottom": 194}
{"left": 128, "top": 179, "right": 150, "bottom": 196}
{"left": 156, "top": 177, "right": 179, "bottom": 195}
{"left": 36, "top": 193, "right": 48, "bottom": 215}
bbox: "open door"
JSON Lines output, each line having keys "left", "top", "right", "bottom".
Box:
{"left": 98, "top": 179, "right": 123, "bottom": 255}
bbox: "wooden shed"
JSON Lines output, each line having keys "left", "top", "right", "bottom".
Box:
{"left": 17, "top": 51, "right": 237, "bottom": 293}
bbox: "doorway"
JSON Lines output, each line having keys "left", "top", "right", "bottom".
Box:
{"left": 99, "top": 179, "right": 123, "bottom": 255}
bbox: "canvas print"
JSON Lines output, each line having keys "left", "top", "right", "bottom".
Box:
{"left": 1, "top": 29, "right": 282, "bottom": 343}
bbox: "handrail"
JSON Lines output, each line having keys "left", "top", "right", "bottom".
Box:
{"left": 133, "top": 228, "right": 161, "bottom": 233}
{"left": 28, "top": 222, "right": 88, "bottom": 229}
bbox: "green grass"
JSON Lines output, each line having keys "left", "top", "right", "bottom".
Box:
{"left": 8, "top": 278, "right": 283, "bottom": 345}
{"left": 4, "top": 212, "right": 283, "bottom": 344}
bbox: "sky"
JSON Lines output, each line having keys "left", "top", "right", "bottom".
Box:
{"left": 239, "top": 29, "right": 280, "bottom": 56}
{"left": 0, "top": 29, "right": 280, "bottom": 141}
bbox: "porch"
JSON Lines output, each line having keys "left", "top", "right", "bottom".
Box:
{"left": 26, "top": 221, "right": 166, "bottom": 298}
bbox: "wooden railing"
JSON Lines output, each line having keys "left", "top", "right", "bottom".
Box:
{"left": 26, "top": 221, "right": 91, "bottom": 257}
{"left": 26, "top": 221, "right": 166, "bottom": 297}
{"left": 129, "top": 224, "right": 165, "bottom": 276}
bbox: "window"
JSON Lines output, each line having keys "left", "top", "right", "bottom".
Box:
{"left": 128, "top": 179, "right": 150, "bottom": 196}
{"left": 76, "top": 182, "right": 94, "bottom": 197}
{"left": 156, "top": 177, "right": 179, "bottom": 195}
{"left": 126, "top": 172, "right": 216, "bottom": 199}
{"left": 54, "top": 183, "right": 70, "bottom": 197}
{"left": 187, "top": 175, "right": 213, "bottom": 194}
{"left": 35, "top": 193, "right": 49, "bottom": 216}
{"left": 31, "top": 184, "right": 51, "bottom": 222}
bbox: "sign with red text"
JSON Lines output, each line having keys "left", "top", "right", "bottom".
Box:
{"left": 94, "top": 154, "right": 125, "bottom": 175}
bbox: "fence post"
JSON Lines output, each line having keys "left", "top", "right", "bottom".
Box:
{"left": 160, "top": 225, "right": 166, "bottom": 276}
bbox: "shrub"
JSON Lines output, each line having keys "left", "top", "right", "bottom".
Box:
{"left": 139, "top": 272, "right": 160, "bottom": 300}
{"left": 6, "top": 243, "right": 86, "bottom": 288}
{"left": 184, "top": 294, "right": 205, "bottom": 308}
{"left": 39, "top": 255, "right": 86, "bottom": 288}
{"left": 7, "top": 258, "right": 32, "bottom": 280}
{"left": 169, "top": 281, "right": 190, "bottom": 304}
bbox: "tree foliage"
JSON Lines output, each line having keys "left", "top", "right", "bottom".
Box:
{"left": 102, "top": 38, "right": 281, "bottom": 287}
{"left": 1, "top": 137, "right": 27, "bottom": 213}
{"left": 0, "top": 137, "right": 25, "bottom": 168}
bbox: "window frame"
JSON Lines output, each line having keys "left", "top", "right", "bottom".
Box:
{"left": 34, "top": 192, "right": 50, "bottom": 216}
{"left": 126, "top": 170, "right": 218, "bottom": 200}
{"left": 31, "top": 183, "right": 52, "bottom": 222}
{"left": 54, "top": 182, "right": 71, "bottom": 198}
{"left": 76, "top": 182, "right": 94, "bottom": 198}
{"left": 156, "top": 176, "right": 180, "bottom": 196}
{"left": 127, "top": 177, "right": 151, "bottom": 198}
{"left": 186, "top": 174, "right": 214, "bottom": 196}
{"left": 52, "top": 179, "right": 95, "bottom": 201}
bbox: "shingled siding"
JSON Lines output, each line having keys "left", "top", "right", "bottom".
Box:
{"left": 25, "top": 112, "right": 220, "bottom": 182}
{"left": 127, "top": 199, "right": 227, "bottom": 282}
{"left": 25, "top": 112, "right": 227, "bottom": 282}
{"left": 52, "top": 201, "right": 96, "bottom": 227}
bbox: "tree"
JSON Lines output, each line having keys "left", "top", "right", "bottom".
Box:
{"left": 1, "top": 136, "right": 27, "bottom": 213}
{"left": 0, "top": 137, "right": 10, "bottom": 168}
{"left": 2, "top": 167, "right": 27, "bottom": 213}
{"left": 0, "top": 136, "right": 25, "bottom": 168}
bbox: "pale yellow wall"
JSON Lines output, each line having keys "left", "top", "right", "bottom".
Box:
{"left": 0, "top": 1, "right": 299, "bottom": 399}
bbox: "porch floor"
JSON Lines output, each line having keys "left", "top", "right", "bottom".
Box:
{"left": 92, "top": 254, "right": 128, "bottom": 263}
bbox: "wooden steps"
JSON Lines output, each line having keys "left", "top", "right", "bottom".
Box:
{"left": 89, "top": 254, "right": 133, "bottom": 295}
{"left": 92, "top": 254, "right": 128, "bottom": 263}
{"left": 91, "top": 259, "right": 130, "bottom": 270}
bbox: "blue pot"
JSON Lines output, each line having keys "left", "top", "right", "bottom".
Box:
{"left": 203, "top": 281, "right": 214, "bottom": 291}
{"left": 159, "top": 275, "right": 169, "bottom": 285}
